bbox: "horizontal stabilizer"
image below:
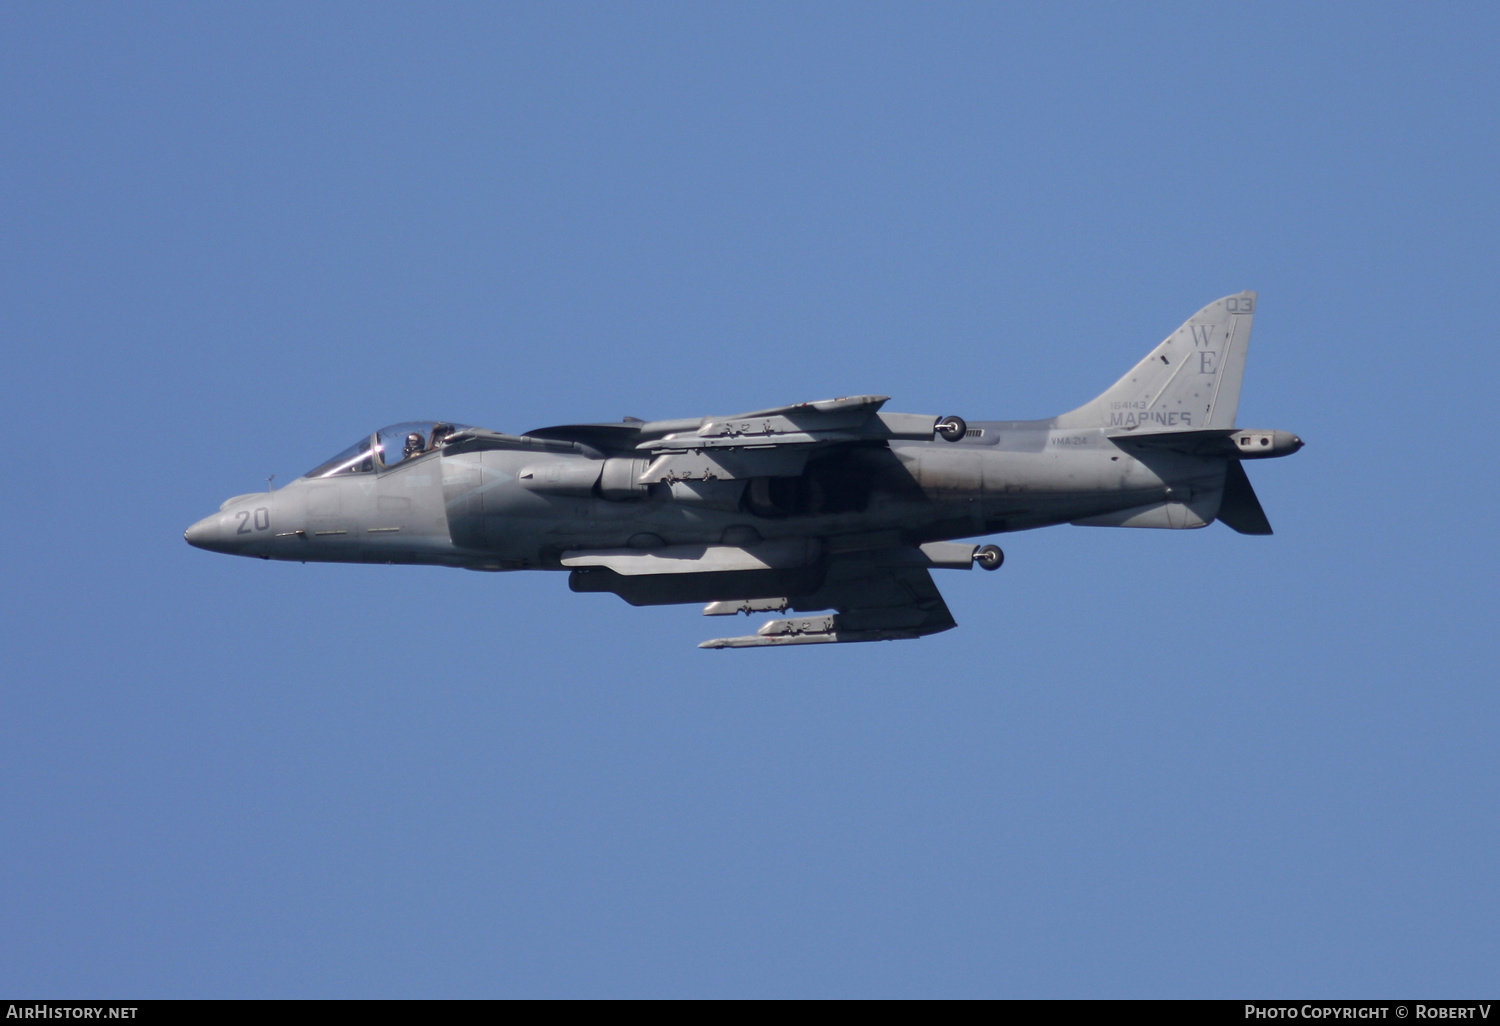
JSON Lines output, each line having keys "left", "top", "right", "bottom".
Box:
{"left": 1111, "top": 428, "right": 1303, "bottom": 460}
{"left": 1218, "top": 460, "right": 1273, "bottom": 535}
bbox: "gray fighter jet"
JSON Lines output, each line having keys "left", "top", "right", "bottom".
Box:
{"left": 186, "top": 292, "right": 1300, "bottom": 647}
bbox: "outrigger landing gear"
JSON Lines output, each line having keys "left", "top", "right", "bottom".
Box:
{"left": 936, "top": 416, "right": 967, "bottom": 442}
{"left": 974, "top": 544, "right": 1004, "bottom": 570}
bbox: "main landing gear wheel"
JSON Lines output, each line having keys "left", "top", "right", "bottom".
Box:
{"left": 974, "top": 544, "right": 1004, "bottom": 570}
{"left": 937, "top": 415, "right": 967, "bottom": 442}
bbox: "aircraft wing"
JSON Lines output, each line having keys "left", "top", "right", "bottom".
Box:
{"left": 699, "top": 554, "right": 958, "bottom": 648}
{"left": 528, "top": 397, "right": 942, "bottom": 487}
{"left": 528, "top": 396, "right": 939, "bottom": 453}
{"left": 565, "top": 539, "right": 972, "bottom": 647}
{"left": 648, "top": 395, "right": 939, "bottom": 451}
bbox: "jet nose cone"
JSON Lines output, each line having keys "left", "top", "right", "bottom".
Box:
{"left": 185, "top": 514, "right": 230, "bottom": 553}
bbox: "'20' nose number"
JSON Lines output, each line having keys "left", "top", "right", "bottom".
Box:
{"left": 235, "top": 507, "right": 271, "bottom": 534}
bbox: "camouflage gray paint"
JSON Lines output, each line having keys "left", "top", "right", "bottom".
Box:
{"left": 186, "top": 292, "right": 1301, "bottom": 647}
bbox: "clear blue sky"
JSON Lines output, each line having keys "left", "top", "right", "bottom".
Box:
{"left": 2, "top": 2, "right": 1496, "bottom": 998}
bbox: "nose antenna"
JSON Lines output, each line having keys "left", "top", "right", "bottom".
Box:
{"left": 267, "top": 474, "right": 275, "bottom": 493}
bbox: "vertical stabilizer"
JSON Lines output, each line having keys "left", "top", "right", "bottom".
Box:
{"left": 1054, "top": 292, "right": 1255, "bottom": 432}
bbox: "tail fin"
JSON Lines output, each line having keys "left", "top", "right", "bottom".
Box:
{"left": 1054, "top": 292, "right": 1255, "bottom": 432}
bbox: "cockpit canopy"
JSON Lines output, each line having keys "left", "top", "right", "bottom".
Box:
{"left": 304, "top": 422, "right": 468, "bottom": 479}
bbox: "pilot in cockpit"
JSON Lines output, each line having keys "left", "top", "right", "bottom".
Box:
{"left": 403, "top": 432, "right": 426, "bottom": 461}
